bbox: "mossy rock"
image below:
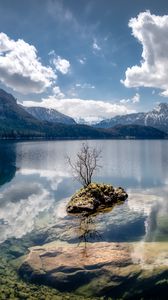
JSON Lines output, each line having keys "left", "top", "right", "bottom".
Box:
{"left": 66, "top": 183, "right": 128, "bottom": 214}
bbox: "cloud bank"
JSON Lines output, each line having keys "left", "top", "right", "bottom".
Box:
{"left": 22, "top": 97, "right": 135, "bottom": 123}
{"left": 0, "top": 32, "right": 56, "bottom": 94}
{"left": 122, "top": 11, "right": 168, "bottom": 96}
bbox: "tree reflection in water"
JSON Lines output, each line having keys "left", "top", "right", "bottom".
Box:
{"left": 74, "top": 203, "right": 125, "bottom": 257}
{"left": 76, "top": 213, "right": 102, "bottom": 256}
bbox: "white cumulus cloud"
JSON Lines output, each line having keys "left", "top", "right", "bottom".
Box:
{"left": 52, "top": 55, "right": 70, "bottom": 74}
{"left": 52, "top": 86, "right": 65, "bottom": 98}
{"left": 22, "top": 97, "right": 135, "bottom": 123}
{"left": 120, "top": 93, "right": 140, "bottom": 104}
{"left": 0, "top": 32, "right": 56, "bottom": 94}
{"left": 122, "top": 11, "right": 168, "bottom": 97}
{"left": 132, "top": 92, "right": 140, "bottom": 103}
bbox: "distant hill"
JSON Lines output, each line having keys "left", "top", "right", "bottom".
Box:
{"left": 104, "top": 124, "right": 168, "bottom": 139}
{"left": 24, "top": 106, "right": 76, "bottom": 125}
{"left": 95, "top": 103, "right": 168, "bottom": 133}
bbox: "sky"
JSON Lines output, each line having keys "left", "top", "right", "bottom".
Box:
{"left": 0, "top": 0, "right": 168, "bottom": 123}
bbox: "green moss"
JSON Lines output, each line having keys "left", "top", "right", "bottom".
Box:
{"left": 0, "top": 256, "right": 97, "bottom": 300}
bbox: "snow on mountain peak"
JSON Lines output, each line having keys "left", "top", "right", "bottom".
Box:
{"left": 95, "top": 103, "right": 168, "bottom": 132}
{"left": 153, "top": 103, "right": 168, "bottom": 114}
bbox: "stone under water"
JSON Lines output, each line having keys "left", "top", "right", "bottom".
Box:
{"left": 19, "top": 241, "right": 168, "bottom": 298}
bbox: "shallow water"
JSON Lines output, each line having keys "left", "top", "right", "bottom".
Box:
{"left": 0, "top": 140, "right": 168, "bottom": 299}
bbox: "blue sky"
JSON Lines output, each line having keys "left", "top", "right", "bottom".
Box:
{"left": 0, "top": 0, "right": 168, "bottom": 122}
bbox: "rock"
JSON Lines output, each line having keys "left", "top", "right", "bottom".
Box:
{"left": 66, "top": 183, "right": 128, "bottom": 214}
{"left": 19, "top": 241, "right": 168, "bottom": 297}
{"left": 19, "top": 241, "right": 131, "bottom": 292}
{"left": 114, "top": 187, "right": 128, "bottom": 201}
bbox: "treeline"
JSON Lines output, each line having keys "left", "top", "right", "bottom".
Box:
{"left": 0, "top": 123, "right": 112, "bottom": 140}
{"left": 0, "top": 123, "right": 167, "bottom": 140}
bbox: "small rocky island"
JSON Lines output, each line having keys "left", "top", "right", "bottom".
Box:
{"left": 66, "top": 182, "right": 128, "bottom": 214}
{"left": 66, "top": 144, "right": 128, "bottom": 214}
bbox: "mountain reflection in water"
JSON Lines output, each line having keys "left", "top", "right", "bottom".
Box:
{"left": 0, "top": 142, "right": 17, "bottom": 186}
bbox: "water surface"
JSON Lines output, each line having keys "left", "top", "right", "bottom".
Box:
{"left": 0, "top": 140, "right": 168, "bottom": 298}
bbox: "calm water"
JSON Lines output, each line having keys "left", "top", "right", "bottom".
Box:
{"left": 0, "top": 140, "right": 168, "bottom": 298}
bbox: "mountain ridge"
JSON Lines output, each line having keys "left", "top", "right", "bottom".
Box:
{"left": 95, "top": 103, "right": 168, "bottom": 133}
{"left": 0, "top": 88, "right": 112, "bottom": 139}
{"left": 0, "top": 88, "right": 167, "bottom": 139}
{"left": 24, "top": 106, "right": 76, "bottom": 125}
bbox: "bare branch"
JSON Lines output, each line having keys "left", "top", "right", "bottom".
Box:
{"left": 66, "top": 143, "right": 102, "bottom": 187}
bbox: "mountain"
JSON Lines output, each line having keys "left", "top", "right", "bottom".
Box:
{"left": 24, "top": 106, "right": 76, "bottom": 125}
{"left": 75, "top": 117, "right": 103, "bottom": 126}
{"left": 95, "top": 103, "right": 168, "bottom": 133}
{"left": 95, "top": 112, "right": 145, "bottom": 128}
{"left": 104, "top": 124, "right": 167, "bottom": 139}
{"left": 0, "top": 88, "right": 46, "bottom": 137}
{"left": 0, "top": 88, "right": 167, "bottom": 139}
{"left": 0, "top": 89, "right": 112, "bottom": 139}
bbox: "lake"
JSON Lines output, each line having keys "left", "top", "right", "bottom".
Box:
{"left": 0, "top": 140, "right": 168, "bottom": 299}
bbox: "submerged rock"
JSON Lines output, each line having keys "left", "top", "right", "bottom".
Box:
{"left": 19, "top": 241, "right": 168, "bottom": 297}
{"left": 19, "top": 241, "right": 131, "bottom": 291}
{"left": 66, "top": 183, "right": 128, "bottom": 214}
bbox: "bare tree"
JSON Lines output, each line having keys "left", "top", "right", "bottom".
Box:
{"left": 67, "top": 143, "right": 101, "bottom": 187}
